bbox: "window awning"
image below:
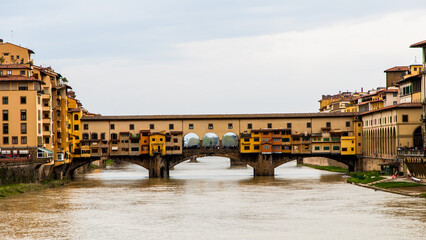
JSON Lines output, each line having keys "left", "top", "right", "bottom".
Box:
{"left": 38, "top": 148, "right": 53, "bottom": 158}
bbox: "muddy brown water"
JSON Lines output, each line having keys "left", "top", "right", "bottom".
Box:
{"left": 0, "top": 157, "right": 425, "bottom": 240}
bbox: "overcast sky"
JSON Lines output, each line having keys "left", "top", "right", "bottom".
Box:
{"left": 1, "top": 0, "right": 426, "bottom": 115}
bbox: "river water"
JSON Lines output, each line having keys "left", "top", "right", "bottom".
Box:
{"left": 0, "top": 157, "right": 425, "bottom": 240}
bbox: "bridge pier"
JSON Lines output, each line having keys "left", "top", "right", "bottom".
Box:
{"left": 148, "top": 154, "right": 170, "bottom": 178}
{"left": 252, "top": 154, "right": 275, "bottom": 176}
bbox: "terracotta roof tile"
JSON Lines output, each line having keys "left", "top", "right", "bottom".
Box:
{"left": 410, "top": 40, "right": 426, "bottom": 48}
{"left": 360, "top": 103, "right": 422, "bottom": 115}
{"left": 0, "top": 64, "right": 31, "bottom": 69}
{"left": 0, "top": 75, "right": 45, "bottom": 84}
{"left": 384, "top": 66, "right": 409, "bottom": 72}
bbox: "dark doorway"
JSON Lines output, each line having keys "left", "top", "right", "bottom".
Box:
{"left": 413, "top": 127, "right": 423, "bottom": 149}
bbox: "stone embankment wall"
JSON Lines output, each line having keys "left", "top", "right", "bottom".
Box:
{"left": 0, "top": 163, "right": 36, "bottom": 185}
{"left": 302, "top": 157, "right": 348, "bottom": 169}
{"left": 0, "top": 163, "right": 56, "bottom": 185}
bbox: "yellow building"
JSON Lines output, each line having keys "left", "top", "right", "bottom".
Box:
{"left": 0, "top": 40, "right": 34, "bottom": 65}
{"left": 149, "top": 132, "right": 166, "bottom": 155}
{"left": 0, "top": 40, "right": 87, "bottom": 167}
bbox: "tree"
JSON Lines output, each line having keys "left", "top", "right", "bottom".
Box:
{"left": 61, "top": 77, "right": 69, "bottom": 83}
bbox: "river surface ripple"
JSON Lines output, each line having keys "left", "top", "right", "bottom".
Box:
{"left": 0, "top": 157, "right": 425, "bottom": 240}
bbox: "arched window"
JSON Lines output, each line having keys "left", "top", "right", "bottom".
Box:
{"left": 74, "top": 114, "right": 79, "bottom": 121}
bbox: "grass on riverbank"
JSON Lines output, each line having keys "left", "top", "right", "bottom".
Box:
{"left": 106, "top": 159, "right": 114, "bottom": 166}
{"left": 0, "top": 179, "right": 68, "bottom": 198}
{"left": 373, "top": 182, "right": 424, "bottom": 189}
{"left": 421, "top": 193, "right": 426, "bottom": 198}
{"left": 299, "top": 164, "right": 348, "bottom": 173}
{"left": 347, "top": 171, "right": 385, "bottom": 184}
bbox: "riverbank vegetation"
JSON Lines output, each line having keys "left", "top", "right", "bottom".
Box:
{"left": 373, "top": 182, "right": 424, "bottom": 188}
{"left": 299, "top": 164, "right": 348, "bottom": 173}
{"left": 346, "top": 171, "right": 385, "bottom": 184}
{"left": 0, "top": 179, "right": 69, "bottom": 198}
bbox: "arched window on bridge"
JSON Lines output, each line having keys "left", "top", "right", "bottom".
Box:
{"left": 202, "top": 133, "right": 219, "bottom": 148}
{"left": 222, "top": 132, "right": 238, "bottom": 149}
{"left": 184, "top": 133, "right": 200, "bottom": 149}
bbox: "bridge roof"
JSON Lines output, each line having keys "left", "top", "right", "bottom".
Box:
{"left": 82, "top": 112, "right": 358, "bottom": 121}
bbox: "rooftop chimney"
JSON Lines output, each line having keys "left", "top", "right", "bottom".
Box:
{"left": 0, "top": 39, "right": 3, "bottom": 44}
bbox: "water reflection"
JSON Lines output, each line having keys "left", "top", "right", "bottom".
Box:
{"left": 0, "top": 157, "right": 425, "bottom": 240}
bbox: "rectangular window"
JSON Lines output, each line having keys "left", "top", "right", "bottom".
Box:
{"left": 20, "top": 96, "right": 26, "bottom": 104}
{"left": 74, "top": 125, "right": 79, "bottom": 131}
{"left": 189, "top": 124, "right": 194, "bottom": 129}
{"left": 287, "top": 123, "right": 292, "bottom": 128}
{"left": 244, "top": 138, "right": 250, "bottom": 142}
{"left": 21, "top": 110, "right": 26, "bottom": 120}
{"left": 402, "top": 115, "right": 408, "bottom": 122}
{"left": 244, "top": 146, "right": 250, "bottom": 150}
{"left": 342, "top": 148, "right": 348, "bottom": 151}
{"left": 45, "top": 137, "right": 50, "bottom": 144}
{"left": 3, "top": 110, "right": 8, "bottom": 121}
{"left": 3, "top": 136, "right": 9, "bottom": 144}
{"left": 254, "top": 145, "right": 260, "bottom": 150}
{"left": 2, "top": 97, "right": 8, "bottom": 104}
{"left": 169, "top": 124, "right": 174, "bottom": 130}
{"left": 323, "top": 146, "right": 330, "bottom": 150}
{"left": 326, "top": 122, "right": 331, "bottom": 128}
{"left": 3, "top": 123, "right": 8, "bottom": 134}
{"left": 314, "top": 146, "right": 320, "bottom": 150}
{"left": 83, "top": 124, "right": 88, "bottom": 130}
{"left": 44, "top": 125, "right": 49, "bottom": 131}
{"left": 18, "top": 83, "right": 28, "bottom": 90}
{"left": 323, "top": 138, "right": 330, "bottom": 141}
{"left": 131, "top": 147, "right": 139, "bottom": 152}
{"left": 332, "top": 146, "right": 340, "bottom": 150}
{"left": 345, "top": 121, "right": 350, "bottom": 127}
{"left": 208, "top": 123, "right": 213, "bottom": 129}
{"left": 228, "top": 123, "right": 233, "bottom": 129}
{"left": 247, "top": 123, "right": 252, "bottom": 129}
{"left": 110, "top": 124, "right": 115, "bottom": 130}
{"left": 253, "top": 137, "right": 259, "bottom": 142}
{"left": 101, "top": 133, "right": 106, "bottom": 140}
{"left": 7, "top": 70, "right": 12, "bottom": 75}
{"left": 282, "top": 138, "right": 290, "bottom": 142}
{"left": 21, "top": 136, "right": 27, "bottom": 144}
{"left": 20, "top": 70, "right": 25, "bottom": 75}
{"left": 21, "top": 123, "right": 27, "bottom": 134}
{"left": 267, "top": 123, "right": 272, "bottom": 128}
{"left": 12, "top": 136, "right": 18, "bottom": 144}
{"left": 307, "top": 122, "right": 311, "bottom": 128}
{"left": 150, "top": 124, "right": 154, "bottom": 130}
{"left": 130, "top": 124, "right": 135, "bottom": 130}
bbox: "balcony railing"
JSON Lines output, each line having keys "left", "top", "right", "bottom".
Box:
{"left": 397, "top": 149, "right": 426, "bottom": 157}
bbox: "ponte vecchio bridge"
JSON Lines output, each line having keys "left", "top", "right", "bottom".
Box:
{"left": 67, "top": 112, "right": 362, "bottom": 178}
